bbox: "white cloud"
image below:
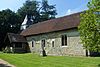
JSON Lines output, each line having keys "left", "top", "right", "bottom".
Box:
{"left": 66, "top": 9, "right": 72, "bottom": 15}
{"left": 0, "top": 0, "right": 25, "bottom": 11}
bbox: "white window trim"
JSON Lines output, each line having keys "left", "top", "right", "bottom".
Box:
{"left": 61, "top": 46, "right": 68, "bottom": 47}
{"left": 52, "top": 39, "right": 55, "bottom": 41}
{"left": 51, "top": 39, "right": 55, "bottom": 47}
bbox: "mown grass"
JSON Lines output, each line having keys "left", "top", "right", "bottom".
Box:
{"left": 0, "top": 53, "right": 100, "bottom": 67}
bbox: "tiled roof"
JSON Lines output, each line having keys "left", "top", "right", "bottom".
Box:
{"left": 20, "top": 12, "right": 81, "bottom": 36}
{"left": 7, "top": 33, "right": 27, "bottom": 43}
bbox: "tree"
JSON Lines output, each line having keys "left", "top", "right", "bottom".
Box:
{"left": 40, "top": 0, "right": 57, "bottom": 21}
{"left": 0, "top": 9, "right": 21, "bottom": 50}
{"left": 17, "top": 0, "right": 39, "bottom": 24}
{"left": 78, "top": 0, "right": 100, "bottom": 52}
{"left": 0, "top": 9, "right": 21, "bottom": 33}
{"left": 17, "top": 0, "right": 57, "bottom": 25}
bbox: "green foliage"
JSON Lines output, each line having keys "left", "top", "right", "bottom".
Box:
{"left": 40, "top": 0, "right": 57, "bottom": 21}
{"left": 0, "top": 9, "right": 21, "bottom": 33}
{"left": 78, "top": 0, "right": 100, "bottom": 52}
{"left": 0, "top": 0, "right": 57, "bottom": 50}
{"left": 0, "top": 53, "right": 100, "bottom": 67}
{"left": 17, "top": 0, "right": 39, "bottom": 23}
{"left": 0, "top": 9, "right": 21, "bottom": 50}
{"left": 17, "top": 0, "right": 57, "bottom": 24}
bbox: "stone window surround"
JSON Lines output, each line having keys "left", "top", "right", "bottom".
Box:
{"left": 41, "top": 39, "right": 46, "bottom": 47}
{"left": 61, "top": 34, "right": 68, "bottom": 47}
{"left": 51, "top": 39, "right": 55, "bottom": 47}
{"left": 32, "top": 40, "right": 35, "bottom": 47}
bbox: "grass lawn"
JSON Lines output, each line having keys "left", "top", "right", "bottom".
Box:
{"left": 0, "top": 53, "right": 100, "bottom": 67}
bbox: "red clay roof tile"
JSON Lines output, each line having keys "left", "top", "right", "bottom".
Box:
{"left": 20, "top": 12, "right": 80, "bottom": 36}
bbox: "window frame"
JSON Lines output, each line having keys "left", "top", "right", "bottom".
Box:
{"left": 61, "top": 35, "right": 67, "bottom": 47}
{"left": 51, "top": 39, "right": 55, "bottom": 47}
{"left": 32, "top": 40, "right": 35, "bottom": 47}
{"left": 15, "top": 43, "right": 23, "bottom": 48}
{"left": 41, "top": 39, "right": 46, "bottom": 47}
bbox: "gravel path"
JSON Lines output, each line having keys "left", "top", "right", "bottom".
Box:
{"left": 0, "top": 59, "right": 15, "bottom": 67}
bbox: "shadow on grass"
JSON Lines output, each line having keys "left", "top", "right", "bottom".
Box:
{"left": 0, "top": 64, "right": 11, "bottom": 67}
{"left": 89, "top": 51, "right": 100, "bottom": 57}
{"left": 98, "top": 64, "right": 100, "bottom": 67}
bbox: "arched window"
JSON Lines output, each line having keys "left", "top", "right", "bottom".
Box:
{"left": 61, "top": 35, "right": 67, "bottom": 46}
{"left": 41, "top": 39, "right": 45, "bottom": 47}
{"left": 51, "top": 39, "right": 55, "bottom": 47}
{"left": 52, "top": 41, "right": 55, "bottom": 47}
{"left": 32, "top": 40, "right": 34, "bottom": 47}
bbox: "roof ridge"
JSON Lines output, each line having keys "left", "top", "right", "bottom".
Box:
{"left": 24, "top": 11, "right": 82, "bottom": 29}
{"left": 21, "top": 11, "right": 82, "bottom": 36}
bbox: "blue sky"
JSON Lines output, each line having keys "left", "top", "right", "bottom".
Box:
{"left": 0, "top": 0, "right": 88, "bottom": 17}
